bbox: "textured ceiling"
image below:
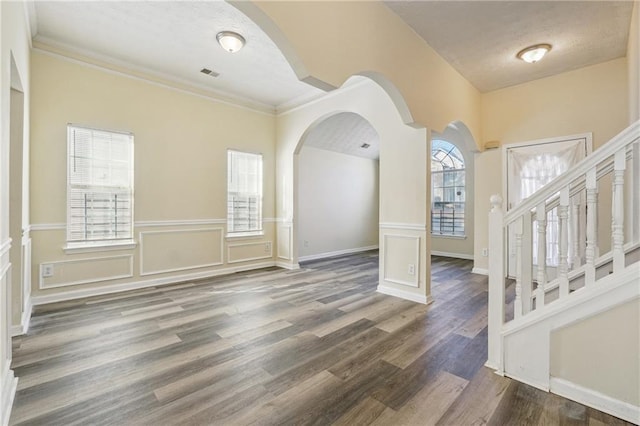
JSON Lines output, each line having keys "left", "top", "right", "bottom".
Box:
{"left": 385, "top": 1, "right": 634, "bottom": 92}
{"left": 33, "top": 1, "right": 323, "bottom": 110}
{"left": 303, "top": 112, "right": 380, "bottom": 160}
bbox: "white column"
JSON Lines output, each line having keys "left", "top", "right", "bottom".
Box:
{"left": 536, "top": 203, "right": 547, "bottom": 307}
{"left": 558, "top": 187, "right": 570, "bottom": 297}
{"left": 612, "top": 149, "right": 626, "bottom": 272}
{"left": 487, "top": 194, "right": 505, "bottom": 372}
{"left": 585, "top": 168, "right": 597, "bottom": 286}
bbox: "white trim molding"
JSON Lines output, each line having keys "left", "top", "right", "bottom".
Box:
{"left": 276, "top": 261, "right": 300, "bottom": 270}
{"left": 135, "top": 219, "right": 226, "bottom": 227}
{"left": 379, "top": 222, "right": 427, "bottom": 232}
{"left": 298, "top": 245, "right": 378, "bottom": 263}
{"left": 377, "top": 284, "right": 433, "bottom": 305}
{"left": 139, "top": 227, "right": 224, "bottom": 276}
{"left": 10, "top": 295, "right": 32, "bottom": 337}
{"left": 30, "top": 223, "right": 65, "bottom": 231}
{"left": 430, "top": 250, "right": 474, "bottom": 260}
{"left": 39, "top": 255, "right": 134, "bottom": 290}
{"left": 227, "top": 241, "right": 273, "bottom": 264}
{"left": 550, "top": 377, "right": 640, "bottom": 425}
{"left": 471, "top": 267, "right": 489, "bottom": 276}
{"left": 382, "top": 234, "right": 420, "bottom": 288}
{"left": 31, "top": 261, "right": 277, "bottom": 306}
{"left": 1, "top": 364, "right": 18, "bottom": 426}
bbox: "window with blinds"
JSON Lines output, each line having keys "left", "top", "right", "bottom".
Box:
{"left": 227, "top": 150, "right": 263, "bottom": 234}
{"left": 67, "top": 125, "right": 134, "bottom": 245}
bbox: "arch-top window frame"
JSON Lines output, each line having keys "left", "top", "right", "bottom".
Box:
{"left": 431, "top": 139, "right": 465, "bottom": 237}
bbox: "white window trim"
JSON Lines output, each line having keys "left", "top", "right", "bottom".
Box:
{"left": 66, "top": 124, "right": 135, "bottom": 248}
{"left": 227, "top": 149, "right": 263, "bottom": 235}
{"left": 225, "top": 230, "right": 265, "bottom": 239}
{"left": 64, "top": 240, "right": 137, "bottom": 254}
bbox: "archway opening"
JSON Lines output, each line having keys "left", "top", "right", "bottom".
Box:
{"left": 295, "top": 112, "right": 380, "bottom": 264}
{"left": 430, "top": 121, "right": 478, "bottom": 261}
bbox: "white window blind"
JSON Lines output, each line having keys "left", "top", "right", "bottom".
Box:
{"left": 67, "top": 125, "right": 134, "bottom": 244}
{"left": 227, "top": 150, "right": 263, "bottom": 234}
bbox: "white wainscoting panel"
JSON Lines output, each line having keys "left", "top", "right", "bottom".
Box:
{"left": 39, "top": 255, "right": 134, "bottom": 289}
{"left": 228, "top": 241, "right": 273, "bottom": 264}
{"left": 382, "top": 234, "right": 420, "bottom": 287}
{"left": 139, "top": 227, "right": 224, "bottom": 276}
{"left": 277, "top": 223, "right": 292, "bottom": 261}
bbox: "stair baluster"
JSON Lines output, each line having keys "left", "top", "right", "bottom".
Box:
{"left": 536, "top": 202, "right": 546, "bottom": 307}
{"left": 558, "top": 188, "right": 570, "bottom": 297}
{"left": 585, "top": 168, "right": 597, "bottom": 286}
{"left": 612, "top": 149, "right": 626, "bottom": 272}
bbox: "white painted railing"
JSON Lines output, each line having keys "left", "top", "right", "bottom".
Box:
{"left": 487, "top": 121, "right": 640, "bottom": 371}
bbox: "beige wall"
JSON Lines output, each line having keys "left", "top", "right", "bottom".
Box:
{"left": 245, "top": 1, "right": 481, "bottom": 143}
{"left": 629, "top": 2, "right": 640, "bottom": 123}
{"left": 30, "top": 50, "right": 278, "bottom": 299}
{"left": 550, "top": 298, "right": 640, "bottom": 406}
{"left": 475, "top": 58, "right": 629, "bottom": 271}
{"left": 298, "top": 146, "right": 379, "bottom": 259}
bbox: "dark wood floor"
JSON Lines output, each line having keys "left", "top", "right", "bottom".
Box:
{"left": 10, "top": 252, "right": 633, "bottom": 425}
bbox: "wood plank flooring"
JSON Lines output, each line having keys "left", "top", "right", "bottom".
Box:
{"left": 10, "top": 252, "right": 633, "bottom": 425}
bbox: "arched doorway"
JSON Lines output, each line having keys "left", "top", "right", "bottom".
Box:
{"left": 295, "top": 112, "right": 380, "bottom": 263}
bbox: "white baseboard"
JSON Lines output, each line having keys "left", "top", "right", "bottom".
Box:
{"left": 10, "top": 296, "right": 32, "bottom": 337}
{"left": 275, "top": 261, "right": 300, "bottom": 270}
{"left": 431, "top": 250, "right": 474, "bottom": 260}
{"left": 31, "top": 261, "right": 277, "bottom": 306}
{"left": 1, "top": 366, "right": 18, "bottom": 426}
{"left": 550, "top": 377, "right": 640, "bottom": 424}
{"left": 377, "top": 284, "right": 433, "bottom": 305}
{"left": 298, "top": 245, "right": 378, "bottom": 263}
{"left": 471, "top": 267, "right": 489, "bottom": 276}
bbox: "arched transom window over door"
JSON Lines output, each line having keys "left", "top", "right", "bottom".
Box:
{"left": 431, "top": 140, "right": 465, "bottom": 237}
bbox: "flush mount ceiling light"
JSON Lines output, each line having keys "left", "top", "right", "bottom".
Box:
{"left": 216, "top": 31, "right": 245, "bottom": 53}
{"left": 517, "top": 43, "right": 552, "bottom": 63}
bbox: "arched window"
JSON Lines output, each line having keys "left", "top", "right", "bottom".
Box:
{"left": 431, "top": 140, "right": 465, "bottom": 236}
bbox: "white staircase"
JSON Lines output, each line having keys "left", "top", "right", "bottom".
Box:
{"left": 486, "top": 121, "right": 640, "bottom": 424}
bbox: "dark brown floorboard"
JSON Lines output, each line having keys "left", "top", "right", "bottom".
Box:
{"left": 9, "top": 252, "right": 633, "bottom": 425}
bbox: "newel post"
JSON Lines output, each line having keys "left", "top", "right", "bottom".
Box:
{"left": 486, "top": 194, "right": 505, "bottom": 372}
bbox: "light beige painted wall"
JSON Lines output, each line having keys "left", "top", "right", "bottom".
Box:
{"left": 629, "top": 2, "right": 640, "bottom": 123}
{"left": 475, "top": 59, "right": 629, "bottom": 271}
{"left": 250, "top": 1, "right": 481, "bottom": 143}
{"left": 30, "top": 50, "right": 278, "bottom": 297}
{"left": 550, "top": 298, "right": 640, "bottom": 406}
{"left": 298, "top": 146, "right": 379, "bottom": 259}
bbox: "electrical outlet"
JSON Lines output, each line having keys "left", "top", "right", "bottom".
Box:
{"left": 265, "top": 242, "right": 272, "bottom": 253}
{"left": 408, "top": 264, "right": 415, "bottom": 275}
{"left": 304, "top": 240, "right": 309, "bottom": 248}
{"left": 482, "top": 248, "right": 488, "bottom": 257}
{"left": 42, "top": 264, "right": 54, "bottom": 278}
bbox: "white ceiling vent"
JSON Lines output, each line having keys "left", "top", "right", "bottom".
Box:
{"left": 200, "top": 68, "right": 220, "bottom": 78}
